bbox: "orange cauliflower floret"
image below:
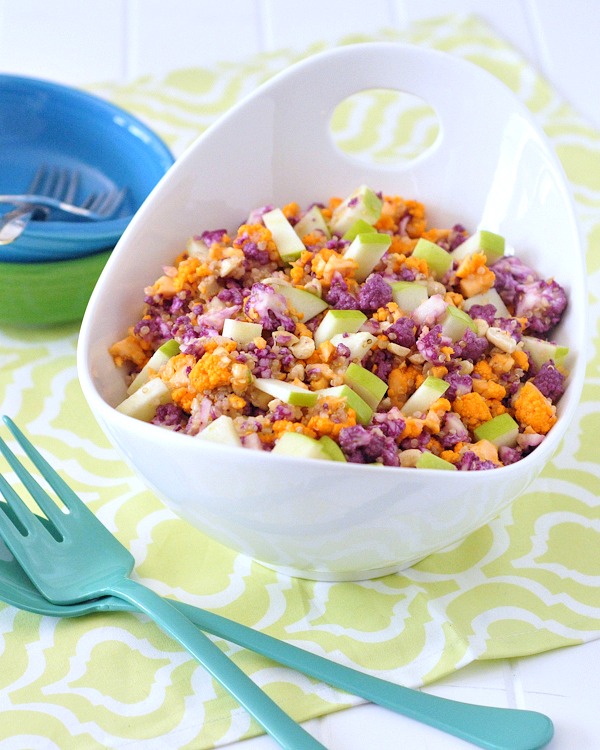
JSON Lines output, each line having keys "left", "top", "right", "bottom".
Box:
{"left": 160, "top": 353, "right": 197, "bottom": 389}
{"left": 108, "top": 333, "right": 151, "bottom": 368}
{"left": 472, "top": 378, "right": 507, "bottom": 401}
{"left": 388, "top": 364, "right": 425, "bottom": 409}
{"left": 404, "top": 199, "right": 427, "bottom": 237}
{"left": 455, "top": 252, "right": 495, "bottom": 297}
{"left": 189, "top": 350, "right": 233, "bottom": 393}
{"left": 170, "top": 256, "right": 211, "bottom": 292}
{"left": 514, "top": 381, "right": 557, "bottom": 434}
{"left": 452, "top": 392, "right": 492, "bottom": 431}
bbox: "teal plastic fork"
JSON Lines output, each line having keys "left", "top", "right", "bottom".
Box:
{"left": 0, "top": 417, "right": 327, "bottom": 750}
{"left": 0, "top": 416, "right": 554, "bottom": 750}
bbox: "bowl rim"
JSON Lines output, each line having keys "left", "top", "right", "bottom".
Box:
{"left": 0, "top": 72, "right": 175, "bottom": 241}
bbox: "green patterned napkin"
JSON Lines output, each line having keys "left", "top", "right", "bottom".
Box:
{"left": 1, "top": 14, "right": 600, "bottom": 749}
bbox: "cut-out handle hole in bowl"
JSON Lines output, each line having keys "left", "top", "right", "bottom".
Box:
{"left": 329, "top": 88, "right": 440, "bottom": 167}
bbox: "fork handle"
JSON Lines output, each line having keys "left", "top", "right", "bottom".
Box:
{"left": 0, "top": 204, "right": 48, "bottom": 245}
{"left": 167, "top": 600, "right": 553, "bottom": 750}
{"left": 108, "top": 577, "right": 328, "bottom": 750}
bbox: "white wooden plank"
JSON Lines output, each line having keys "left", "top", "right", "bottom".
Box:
{"left": 260, "top": 0, "right": 395, "bottom": 51}
{"left": 0, "top": 0, "right": 126, "bottom": 85}
{"left": 126, "top": 0, "right": 264, "bottom": 80}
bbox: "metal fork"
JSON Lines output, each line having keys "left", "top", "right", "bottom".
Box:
{"left": 0, "top": 166, "right": 126, "bottom": 245}
{"left": 0, "top": 416, "right": 327, "bottom": 750}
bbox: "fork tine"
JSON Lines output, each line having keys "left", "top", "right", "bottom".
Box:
{"left": 63, "top": 169, "right": 80, "bottom": 205}
{"left": 27, "top": 165, "right": 48, "bottom": 194}
{"left": 0, "top": 474, "right": 40, "bottom": 537}
{"left": 0, "top": 419, "right": 76, "bottom": 529}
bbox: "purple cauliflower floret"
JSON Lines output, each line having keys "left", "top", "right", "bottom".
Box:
{"left": 532, "top": 360, "right": 566, "bottom": 402}
{"left": 417, "top": 325, "right": 453, "bottom": 364}
{"left": 325, "top": 272, "right": 360, "bottom": 310}
{"left": 364, "top": 347, "right": 395, "bottom": 383}
{"left": 498, "top": 445, "right": 523, "bottom": 465}
{"left": 385, "top": 316, "right": 416, "bottom": 348}
{"left": 218, "top": 285, "right": 246, "bottom": 306}
{"left": 338, "top": 425, "right": 399, "bottom": 466}
{"left": 371, "top": 407, "right": 406, "bottom": 439}
{"left": 133, "top": 314, "right": 173, "bottom": 348}
{"left": 456, "top": 451, "right": 498, "bottom": 471}
{"left": 196, "top": 304, "right": 240, "bottom": 334}
{"left": 358, "top": 273, "right": 392, "bottom": 312}
{"left": 454, "top": 328, "right": 489, "bottom": 361}
{"left": 242, "top": 240, "right": 270, "bottom": 266}
{"left": 271, "top": 403, "right": 295, "bottom": 421}
{"left": 514, "top": 279, "right": 567, "bottom": 334}
{"left": 152, "top": 403, "right": 187, "bottom": 430}
{"left": 493, "top": 256, "right": 567, "bottom": 333}
{"left": 467, "top": 303, "right": 496, "bottom": 325}
{"left": 443, "top": 370, "right": 473, "bottom": 401}
{"left": 438, "top": 411, "right": 470, "bottom": 449}
{"left": 496, "top": 316, "right": 522, "bottom": 341}
{"left": 358, "top": 274, "right": 393, "bottom": 312}
{"left": 243, "top": 282, "right": 295, "bottom": 332}
{"left": 199, "top": 228, "right": 228, "bottom": 246}
{"left": 493, "top": 256, "right": 539, "bottom": 306}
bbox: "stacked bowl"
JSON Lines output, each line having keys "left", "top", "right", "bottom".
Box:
{"left": 0, "top": 74, "right": 174, "bottom": 327}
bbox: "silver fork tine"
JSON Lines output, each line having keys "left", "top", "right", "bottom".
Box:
{"left": 27, "top": 166, "right": 48, "bottom": 194}
{"left": 63, "top": 169, "right": 80, "bottom": 205}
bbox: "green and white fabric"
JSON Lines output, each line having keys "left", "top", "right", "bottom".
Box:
{"left": 1, "top": 14, "right": 599, "bottom": 749}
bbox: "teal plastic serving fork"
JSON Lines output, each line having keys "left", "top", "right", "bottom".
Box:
{"left": 0, "top": 417, "right": 327, "bottom": 750}
{"left": 0, "top": 416, "right": 554, "bottom": 750}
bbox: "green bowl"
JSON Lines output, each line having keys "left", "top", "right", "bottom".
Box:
{"left": 0, "top": 249, "right": 111, "bottom": 328}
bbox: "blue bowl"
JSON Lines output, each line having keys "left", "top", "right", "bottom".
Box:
{"left": 0, "top": 75, "right": 174, "bottom": 263}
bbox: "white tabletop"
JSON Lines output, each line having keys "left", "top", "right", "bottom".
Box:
{"left": 1, "top": 2, "right": 599, "bottom": 748}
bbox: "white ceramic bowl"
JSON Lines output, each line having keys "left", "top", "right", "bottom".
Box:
{"left": 78, "top": 43, "right": 586, "bottom": 581}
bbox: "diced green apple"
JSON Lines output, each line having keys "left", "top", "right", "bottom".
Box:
{"left": 462, "top": 288, "right": 511, "bottom": 319}
{"left": 254, "top": 377, "right": 319, "bottom": 407}
{"left": 343, "top": 232, "right": 392, "bottom": 282}
{"left": 313, "top": 309, "right": 367, "bottom": 347}
{"left": 329, "top": 185, "right": 382, "bottom": 237}
{"left": 116, "top": 377, "right": 172, "bottom": 422}
{"left": 126, "top": 339, "right": 180, "bottom": 395}
{"left": 272, "top": 431, "right": 335, "bottom": 460}
{"left": 186, "top": 236, "right": 210, "bottom": 258}
{"left": 521, "top": 336, "right": 569, "bottom": 370}
{"left": 342, "top": 218, "right": 378, "bottom": 241}
{"left": 474, "top": 413, "right": 519, "bottom": 448}
{"left": 318, "top": 435, "right": 347, "bottom": 462}
{"left": 439, "top": 305, "right": 478, "bottom": 341}
{"left": 263, "top": 207, "right": 306, "bottom": 263}
{"left": 451, "top": 229, "right": 505, "bottom": 265}
{"left": 412, "top": 237, "right": 453, "bottom": 280}
{"left": 317, "top": 384, "right": 373, "bottom": 425}
{"left": 330, "top": 331, "right": 376, "bottom": 361}
{"left": 196, "top": 415, "right": 242, "bottom": 447}
{"left": 416, "top": 452, "right": 457, "bottom": 471}
{"left": 269, "top": 281, "right": 329, "bottom": 322}
{"left": 344, "top": 362, "right": 388, "bottom": 410}
{"left": 222, "top": 319, "right": 263, "bottom": 345}
{"left": 401, "top": 375, "right": 450, "bottom": 416}
{"left": 294, "top": 205, "right": 331, "bottom": 240}
{"left": 390, "top": 280, "right": 428, "bottom": 312}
